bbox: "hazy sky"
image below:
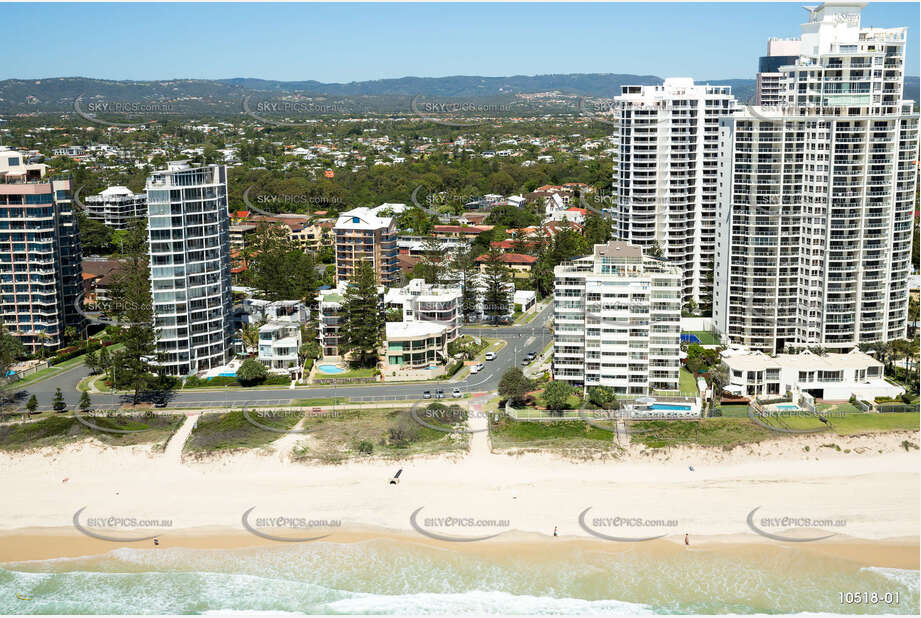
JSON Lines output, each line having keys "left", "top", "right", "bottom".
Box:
{"left": 4, "top": 2, "right": 919, "bottom": 82}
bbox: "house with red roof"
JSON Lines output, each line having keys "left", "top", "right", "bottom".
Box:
{"left": 475, "top": 252, "right": 538, "bottom": 278}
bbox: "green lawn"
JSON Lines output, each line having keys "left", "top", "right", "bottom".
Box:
{"left": 291, "top": 397, "right": 348, "bottom": 407}
{"left": 331, "top": 367, "right": 377, "bottom": 379}
{"left": 715, "top": 404, "right": 750, "bottom": 418}
{"left": 685, "top": 331, "right": 720, "bottom": 345}
{"left": 816, "top": 402, "right": 861, "bottom": 414}
{"left": 679, "top": 368, "right": 700, "bottom": 396}
{"left": 534, "top": 392, "right": 587, "bottom": 411}
{"left": 830, "top": 412, "right": 919, "bottom": 435}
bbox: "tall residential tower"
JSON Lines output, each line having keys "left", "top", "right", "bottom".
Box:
{"left": 147, "top": 162, "right": 233, "bottom": 375}
{"left": 611, "top": 78, "right": 737, "bottom": 306}
{"left": 714, "top": 1, "right": 918, "bottom": 353}
{"left": 0, "top": 147, "right": 84, "bottom": 352}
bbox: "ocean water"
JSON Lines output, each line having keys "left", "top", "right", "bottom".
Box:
{"left": 0, "top": 539, "right": 917, "bottom": 614}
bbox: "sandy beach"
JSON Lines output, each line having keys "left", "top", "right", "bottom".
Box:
{"left": 1, "top": 428, "right": 918, "bottom": 566}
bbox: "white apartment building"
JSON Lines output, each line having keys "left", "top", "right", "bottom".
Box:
{"left": 714, "top": 1, "right": 918, "bottom": 354}
{"left": 258, "top": 321, "right": 301, "bottom": 375}
{"left": 384, "top": 278, "right": 462, "bottom": 343}
{"left": 83, "top": 186, "right": 147, "bottom": 230}
{"left": 0, "top": 147, "right": 84, "bottom": 352}
{"left": 552, "top": 241, "right": 682, "bottom": 394}
{"left": 147, "top": 162, "right": 233, "bottom": 376}
{"left": 756, "top": 38, "right": 802, "bottom": 106}
{"left": 611, "top": 78, "right": 737, "bottom": 304}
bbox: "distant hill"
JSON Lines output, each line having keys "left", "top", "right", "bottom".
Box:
{"left": 0, "top": 74, "right": 917, "bottom": 114}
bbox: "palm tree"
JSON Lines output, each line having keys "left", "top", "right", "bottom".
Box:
{"left": 239, "top": 322, "right": 262, "bottom": 357}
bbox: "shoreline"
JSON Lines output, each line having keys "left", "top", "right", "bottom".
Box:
{"left": 2, "top": 525, "right": 919, "bottom": 570}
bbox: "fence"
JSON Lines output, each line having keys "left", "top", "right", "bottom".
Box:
{"left": 3, "top": 361, "right": 50, "bottom": 383}
{"left": 505, "top": 401, "right": 700, "bottom": 422}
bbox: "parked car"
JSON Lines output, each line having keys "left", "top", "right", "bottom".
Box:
{"left": 435, "top": 389, "right": 445, "bottom": 399}
{"left": 526, "top": 352, "right": 537, "bottom": 361}
{"left": 423, "top": 390, "right": 432, "bottom": 399}
{"left": 521, "top": 358, "right": 531, "bottom": 366}
{"left": 484, "top": 352, "right": 496, "bottom": 361}
{"left": 451, "top": 388, "right": 462, "bottom": 398}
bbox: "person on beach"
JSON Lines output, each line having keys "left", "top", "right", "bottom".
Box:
{"left": 684, "top": 533, "right": 689, "bottom": 546}
{"left": 153, "top": 538, "right": 159, "bottom": 547}
{"left": 553, "top": 526, "right": 558, "bottom": 537}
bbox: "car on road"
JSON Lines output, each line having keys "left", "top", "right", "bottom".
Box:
{"left": 451, "top": 388, "right": 462, "bottom": 398}
{"left": 423, "top": 390, "right": 432, "bottom": 399}
{"left": 484, "top": 352, "right": 496, "bottom": 361}
{"left": 435, "top": 389, "right": 445, "bottom": 399}
{"left": 470, "top": 363, "right": 485, "bottom": 374}
{"left": 521, "top": 357, "right": 531, "bottom": 365}
{"left": 526, "top": 352, "right": 537, "bottom": 361}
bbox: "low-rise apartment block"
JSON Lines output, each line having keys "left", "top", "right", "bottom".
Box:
{"left": 83, "top": 186, "right": 147, "bottom": 230}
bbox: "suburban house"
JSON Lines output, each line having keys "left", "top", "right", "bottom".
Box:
{"left": 475, "top": 252, "right": 538, "bottom": 278}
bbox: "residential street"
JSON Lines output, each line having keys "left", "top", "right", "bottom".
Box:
{"left": 5, "top": 302, "right": 554, "bottom": 411}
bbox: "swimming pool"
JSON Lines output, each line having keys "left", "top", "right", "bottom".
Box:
{"left": 218, "top": 371, "right": 236, "bottom": 377}
{"left": 650, "top": 403, "right": 691, "bottom": 411}
{"left": 317, "top": 364, "right": 345, "bottom": 374}
{"left": 776, "top": 404, "right": 799, "bottom": 410}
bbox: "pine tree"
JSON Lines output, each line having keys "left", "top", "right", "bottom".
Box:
{"left": 339, "top": 262, "right": 383, "bottom": 368}
{"left": 451, "top": 247, "right": 480, "bottom": 321}
{"left": 52, "top": 388, "right": 67, "bottom": 413}
{"left": 481, "top": 247, "right": 511, "bottom": 324}
{"left": 108, "top": 220, "right": 155, "bottom": 403}
{"left": 25, "top": 394, "right": 38, "bottom": 414}
{"left": 78, "top": 390, "right": 92, "bottom": 413}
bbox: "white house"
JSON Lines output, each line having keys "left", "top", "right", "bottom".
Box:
{"left": 258, "top": 322, "right": 302, "bottom": 376}
{"left": 722, "top": 350, "right": 903, "bottom": 401}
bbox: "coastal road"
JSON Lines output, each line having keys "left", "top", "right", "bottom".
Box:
{"left": 5, "top": 302, "right": 554, "bottom": 410}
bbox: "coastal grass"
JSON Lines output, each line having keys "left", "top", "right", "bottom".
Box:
{"left": 184, "top": 409, "right": 302, "bottom": 455}
{"left": 0, "top": 412, "right": 184, "bottom": 451}
{"left": 291, "top": 404, "right": 469, "bottom": 463}
{"left": 489, "top": 414, "right": 613, "bottom": 452}
{"left": 628, "top": 418, "right": 773, "bottom": 449}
